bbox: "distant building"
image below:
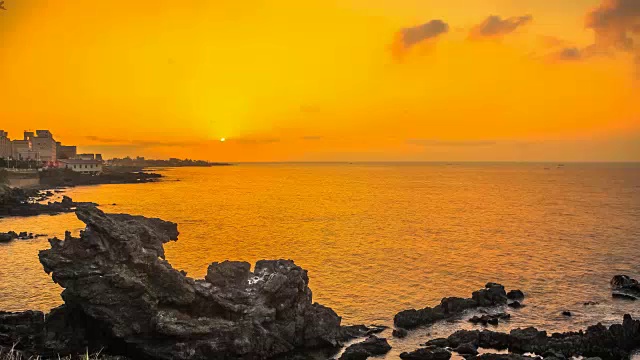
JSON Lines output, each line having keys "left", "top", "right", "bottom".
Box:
{"left": 11, "top": 139, "right": 39, "bottom": 160}
{"left": 59, "top": 159, "right": 103, "bottom": 174}
{"left": 56, "top": 142, "right": 77, "bottom": 160}
{"left": 77, "top": 153, "right": 96, "bottom": 160}
{"left": 31, "top": 130, "right": 57, "bottom": 163}
{"left": 0, "top": 130, "right": 11, "bottom": 158}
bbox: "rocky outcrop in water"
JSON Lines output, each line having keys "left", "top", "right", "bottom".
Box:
{"left": 418, "top": 314, "right": 640, "bottom": 360}
{"left": 2, "top": 206, "right": 347, "bottom": 359}
{"left": 0, "top": 185, "right": 95, "bottom": 218}
{"left": 394, "top": 283, "right": 519, "bottom": 329}
{"left": 338, "top": 336, "right": 391, "bottom": 360}
{"left": 611, "top": 275, "right": 640, "bottom": 300}
{"left": 468, "top": 312, "right": 510, "bottom": 326}
{"left": 38, "top": 168, "right": 162, "bottom": 188}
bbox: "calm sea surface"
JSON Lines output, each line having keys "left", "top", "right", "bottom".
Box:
{"left": 1, "top": 163, "right": 639, "bottom": 358}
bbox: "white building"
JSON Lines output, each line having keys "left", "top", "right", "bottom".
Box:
{"left": 59, "top": 159, "right": 103, "bottom": 174}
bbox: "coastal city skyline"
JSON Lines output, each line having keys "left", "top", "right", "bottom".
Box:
{"left": 1, "top": 0, "right": 639, "bottom": 162}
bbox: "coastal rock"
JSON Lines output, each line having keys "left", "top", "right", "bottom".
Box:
{"left": 400, "top": 346, "right": 452, "bottom": 360}
{"left": 339, "top": 325, "right": 387, "bottom": 341}
{"left": 453, "top": 342, "right": 478, "bottom": 356}
{"left": 506, "top": 290, "right": 525, "bottom": 300}
{"left": 431, "top": 314, "right": 640, "bottom": 359}
{"left": 0, "top": 184, "right": 96, "bottom": 218}
{"left": 611, "top": 275, "right": 640, "bottom": 300}
{"left": 395, "top": 283, "right": 514, "bottom": 329}
{"left": 393, "top": 328, "right": 409, "bottom": 338}
{"left": 339, "top": 336, "right": 391, "bottom": 360}
{"left": 507, "top": 301, "right": 524, "bottom": 309}
{"left": 469, "top": 313, "right": 510, "bottom": 326}
{"left": 26, "top": 205, "right": 343, "bottom": 359}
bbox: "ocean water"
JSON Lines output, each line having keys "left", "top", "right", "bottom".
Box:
{"left": 1, "top": 163, "right": 639, "bottom": 358}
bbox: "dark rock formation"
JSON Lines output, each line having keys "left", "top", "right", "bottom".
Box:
{"left": 2, "top": 206, "right": 346, "bottom": 359}
{"left": 453, "top": 342, "right": 478, "bottom": 356}
{"left": 339, "top": 325, "right": 387, "bottom": 341}
{"left": 394, "top": 283, "right": 514, "bottom": 329}
{"left": 561, "top": 311, "right": 572, "bottom": 317}
{"left": 416, "top": 314, "right": 640, "bottom": 359}
{"left": 507, "top": 301, "right": 524, "bottom": 309}
{"left": 469, "top": 313, "right": 510, "bottom": 326}
{"left": 506, "top": 290, "right": 524, "bottom": 301}
{"left": 611, "top": 275, "right": 640, "bottom": 300}
{"left": 0, "top": 231, "right": 41, "bottom": 242}
{"left": 0, "top": 184, "right": 96, "bottom": 218}
{"left": 393, "top": 328, "right": 408, "bottom": 338}
{"left": 38, "top": 168, "right": 162, "bottom": 188}
{"left": 400, "top": 346, "right": 452, "bottom": 360}
{"left": 338, "top": 336, "right": 391, "bottom": 360}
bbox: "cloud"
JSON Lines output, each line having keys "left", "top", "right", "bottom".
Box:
{"left": 399, "top": 20, "right": 450, "bottom": 49}
{"left": 469, "top": 15, "right": 533, "bottom": 39}
{"left": 301, "top": 136, "right": 322, "bottom": 141}
{"left": 407, "top": 139, "right": 498, "bottom": 147}
{"left": 231, "top": 137, "right": 280, "bottom": 145}
{"left": 555, "top": 47, "right": 584, "bottom": 61}
{"left": 84, "top": 136, "right": 192, "bottom": 147}
{"left": 586, "top": 0, "right": 640, "bottom": 52}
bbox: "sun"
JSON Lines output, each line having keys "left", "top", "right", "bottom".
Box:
{"left": 220, "top": 138, "right": 226, "bottom": 142}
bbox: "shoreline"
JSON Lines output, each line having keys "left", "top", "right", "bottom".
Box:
{"left": 0, "top": 206, "right": 638, "bottom": 360}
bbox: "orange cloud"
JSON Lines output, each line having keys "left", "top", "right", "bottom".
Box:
{"left": 392, "top": 20, "right": 449, "bottom": 61}
{"left": 469, "top": 15, "right": 533, "bottom": 39}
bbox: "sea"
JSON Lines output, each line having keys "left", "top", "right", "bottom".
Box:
{"left": 1, "top": 163, "right": 639, "bottom": 358}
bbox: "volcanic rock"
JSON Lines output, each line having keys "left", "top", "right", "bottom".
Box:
{"left": 395, "top": 283, "right": 515, "bottom": 329}
{"left": 339, "top": 336, "right": 391, "bottom": 360}
{"left": 3, "top": 205, "right": 345, "bottom": 359}
{"left": 611, "top": 275, "right": 640, "bottom": 300}
{"left": 506, "top": 290, "right": 525, "bottom": 300}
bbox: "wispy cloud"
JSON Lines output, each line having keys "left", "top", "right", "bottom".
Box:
{"left": 399, "top": 20, "right": 450, "bottom": 49}
{"left": 407, "top": 139, "right": 498, "bottom": 147}
{"left": 469, "top": 15, "right": 533, "bottom": 39}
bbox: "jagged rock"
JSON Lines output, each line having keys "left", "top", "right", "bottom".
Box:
{"left": 611, "top": 275, "right": 640, "bottom": 300}
{"left": 400, "top": 346, "right": 452, "bottom": 360}
{"left": 12, "top": 205, "right": 345, "bottom": 359}
{"left": 506, "top": 290, "right": 525, "bottom": 300}
{"left": 339, "top": 336, "right": 391, "bottom": 360}
{"left": 394, "top": 283, "right": 513, "bottom": 329}
{"left": 393, "top": 328, "right": 408, "bottom": 338}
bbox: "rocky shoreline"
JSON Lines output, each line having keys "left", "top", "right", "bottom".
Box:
{"left": 0, "top": 185, "right": 96, "bottom": 218}
{"left": 0, "top": 207, "right": 638, "bottom": 359}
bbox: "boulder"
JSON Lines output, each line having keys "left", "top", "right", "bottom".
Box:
{"left": 339, "top": 325, "right": 388, "bottom": 341}
{"left": 339, "top": 336, "right": 391, "bottom": 360}
{"left": 19, "top": 205, "right": 344, "bottom": 359}
{"left": 611, "top": 275, "right": 640, "bottom": 300}
{"left": 453, "top": 342, "right": 478, "bottom": 356}
{"left": 393, "top": 328, "right": 409, "bottom": 338}
{"left": 506, "top": 290, "right": 525, "bottom": 300}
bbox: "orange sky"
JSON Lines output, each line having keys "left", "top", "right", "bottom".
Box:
{"left": 1, "top": 0, "right": 639, "bottom": 161}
